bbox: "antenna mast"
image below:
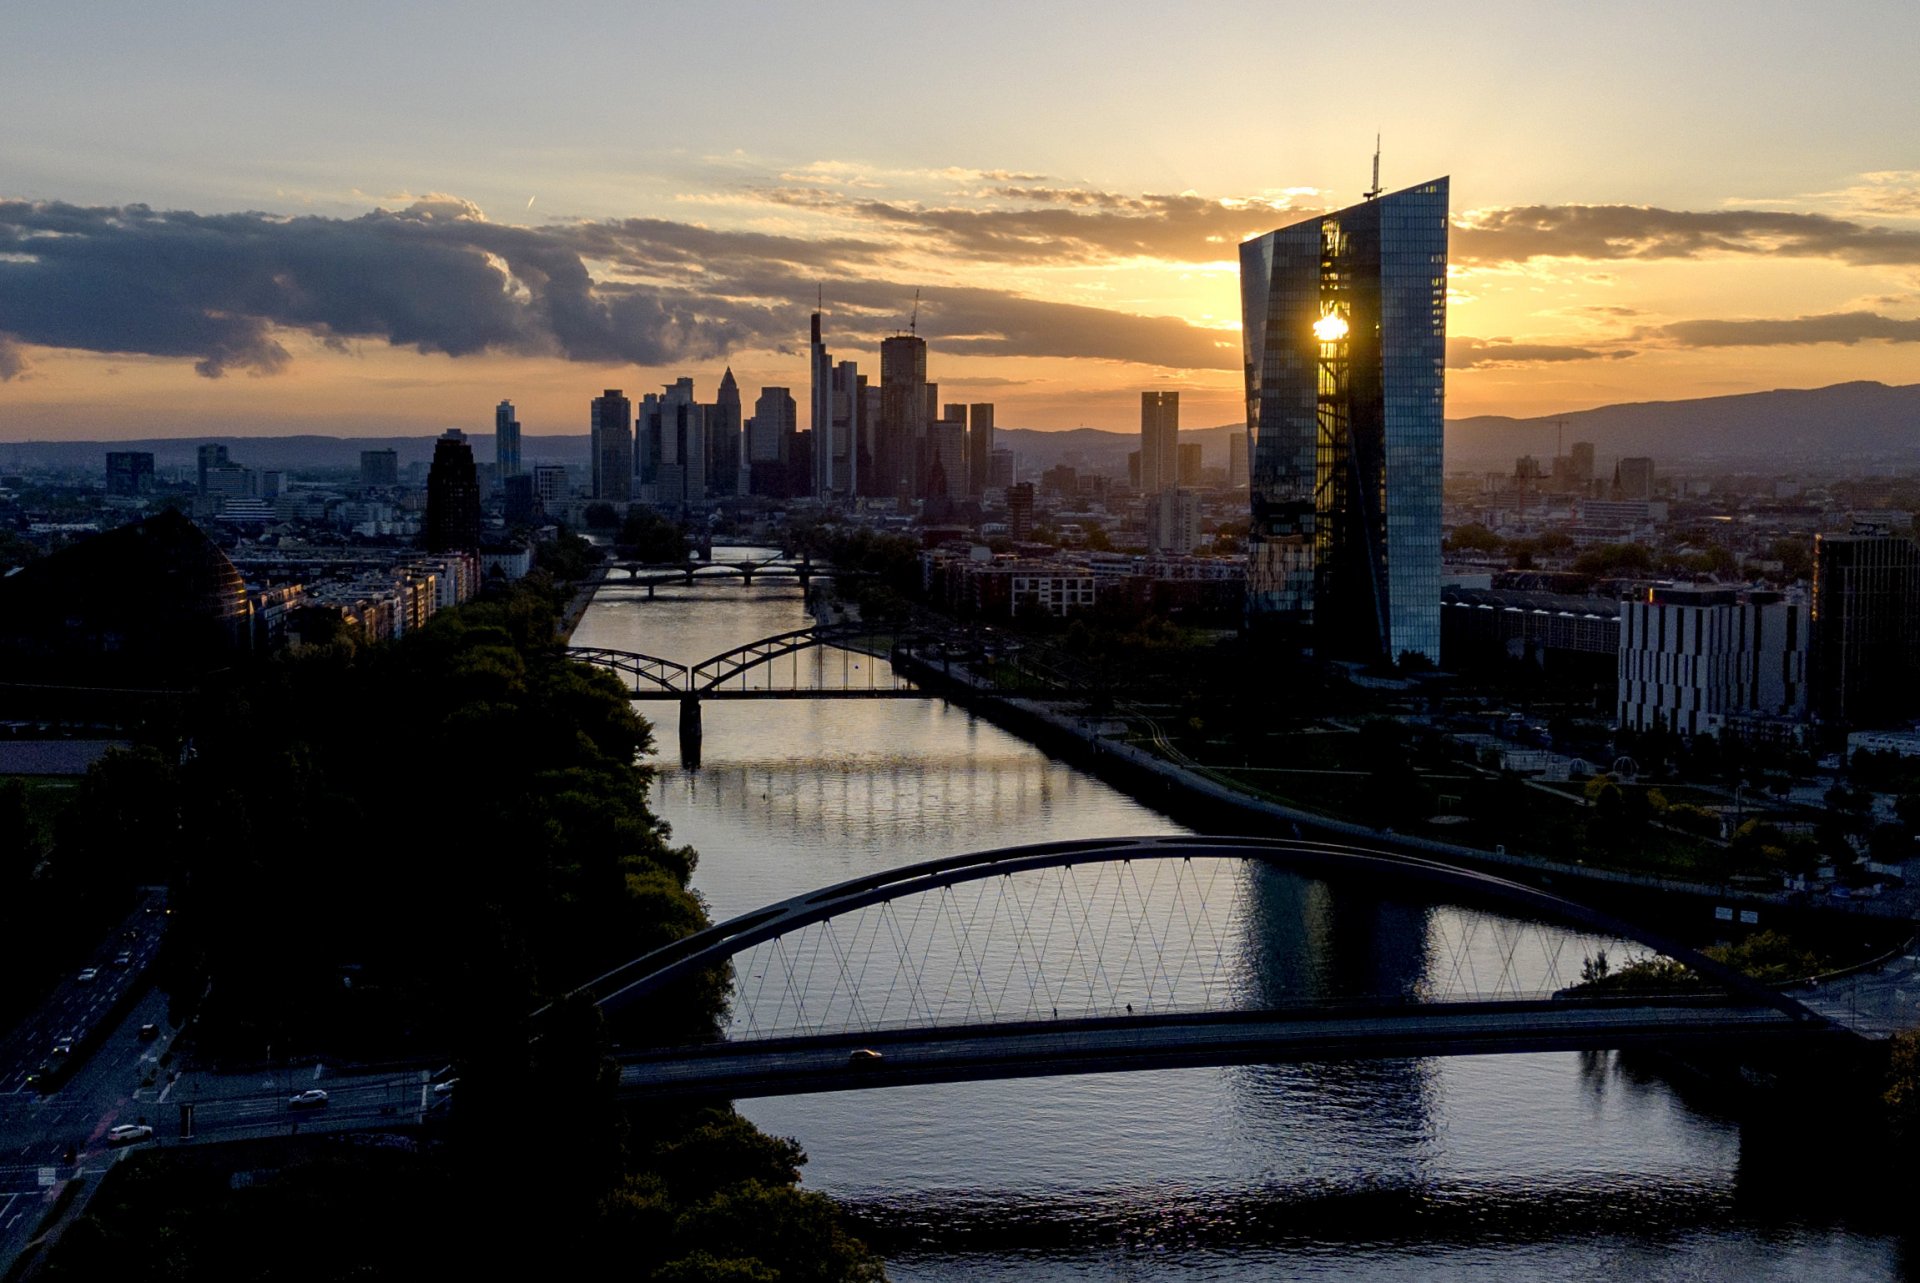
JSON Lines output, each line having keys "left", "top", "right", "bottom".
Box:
{"left": 910, "top": 287, "right": 920, "bottom": 338}
{"left": 1365, "top": 133, "right": 1382, "bottom": 201}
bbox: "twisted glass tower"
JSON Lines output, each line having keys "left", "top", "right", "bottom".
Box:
{"left": 1240, "top": 178, "right": 1448, "bottom": 664}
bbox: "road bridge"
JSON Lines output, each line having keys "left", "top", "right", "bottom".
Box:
{"left": 603, "top": 558, "right": 870, "bottom": 596}
{"left": 549, "top": 836, "right": 1859, "bottom": 1100}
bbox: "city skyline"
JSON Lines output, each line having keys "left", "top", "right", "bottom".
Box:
{"left": 4, "top": 3, "right": 1920, "bottom": 440}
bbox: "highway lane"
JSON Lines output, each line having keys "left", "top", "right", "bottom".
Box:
{"left": 616, "top": 1002, "right": 1830, "bottom": 1100}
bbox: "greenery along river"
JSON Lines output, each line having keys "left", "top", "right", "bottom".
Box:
{"left": 575, "top": 562, "right": 1913, "bottom": 1283}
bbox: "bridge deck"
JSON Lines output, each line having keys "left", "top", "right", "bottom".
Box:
{"left": 625, "top": 687, "right": 925, "bottom": 700}
{"left": 615, "top": 999, "right": 1833, "bottom": 1100}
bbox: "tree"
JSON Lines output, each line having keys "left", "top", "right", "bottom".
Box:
{"left": 616, "top": 508, "right": 687, "bottom": 563}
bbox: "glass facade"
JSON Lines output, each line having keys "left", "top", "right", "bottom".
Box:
{"left": 1241, "top": 179, "right": 1447, "bottom": 664}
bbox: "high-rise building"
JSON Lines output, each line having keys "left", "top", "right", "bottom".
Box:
{"left": 1569, "top": 441, "right": 1595, "bottom": 486}
{"left": 1178, "top": 442, "right": 1204, "bottom": 487}
{"left": 533, "top": 464, "right": 571, "bottom": 508}
{"left": 495, "top": 400, "right": 522, "bottom": 478}
{"left": 590, "top": 389, "right": 633, "bottom": 502}
{"left": 709, "top": 368, "right": 743, "bottom": 498}
{"left": 967, "top": 403, "right": 995, "bottom": 497}
{"left": 926, "top": 416, "right": 966, "bottom": 500}
{"left": 503, "top": 474, "right": 537, "bottom": 525}
{"left": 1240, "top": 177, "right": 1449, "bottom": 664}
{"left": 1812, "top": 529, "right": 1920, "bottom": 727}
{"left": 879, "top": 334, "right": 928, "bottom": 498}
{"left": 1007, "top": 482, "right": 1035, "bottom": 541}
{"left": 747, "top": 387, "right": 798, "bottom": 497}
{"left": 1146, "top": 488, "right": 1203, "bottom": 555}
{"left": 988, "top": 448, "right": 1015, "bottom": 490}
{"left": 1228, "top": 432, "right": 1249, "bottom": 489}
{"left": 1617, "top": 584, "right": 1808, "bottom": 736}
{"left": 641, "top": 378, "right": 706, "bottom": 510}
{"left": 196, "top": 444, "right": 230, "bottom": 496}
{"left": 105, "top": 451, "right": 155, "bottom": 497}
{"left": 1615, "top": 456, "right": 1655, "bottom": 501}
{"left": 360, "top": 449, "right": 399, "bottom": 488}
{"left": 1139, "top": 392, "right": 1179, "bottom": 494}
{"left": 424, "top": 429, "right": 482, "bottom": 552}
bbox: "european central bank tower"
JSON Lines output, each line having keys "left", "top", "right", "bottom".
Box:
{"left": 1240, "top": 178, "right": 1448, "bottom": 665}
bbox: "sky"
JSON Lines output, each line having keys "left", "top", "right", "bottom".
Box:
{"left": 3, "top": 0, "right": 1919, "bottom": 441}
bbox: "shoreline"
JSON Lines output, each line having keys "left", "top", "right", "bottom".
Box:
{"left": 556, "top": 566, "right": 607, "bottom": 643}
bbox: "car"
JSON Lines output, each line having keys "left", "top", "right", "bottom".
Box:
{"left": 106, "top": 1124, "right": 153, "bottom": 1146}
{"left": 113, "top": 952, "right": 133, "bottom": 968}
{"left": 51, "top": 1039, "right": 73, "bottom": 1058}
{"left": 288, "top": 1089, "right": 330, "bottom": 1109}
{"left": 431, "top": 1078, "right": 459, "bottom": 1097}
{"left": 76, "top": 968, "right": 98, "bottom": 984}
{"left": 847, "top": 1048, "right": 884, "bottom": 1066}
{"left": 137, "top": 1023, "right": 160, "bottom": 1041}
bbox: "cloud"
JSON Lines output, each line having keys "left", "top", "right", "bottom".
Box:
{"left": 1454, "top": 205, "right": 1920, "bottom": 267}
{"left": 1646, "top": 310, "right": 1920, "bottom": 347}
{"left": 0, "top": 334, "right": 27, "bottom": 381}
{"left": 747, "top": 184, "right": 1318, "bottom": 264}
{"left": 1447, "top": 338, "right": 1634, "bottom": 369}
{"left": 0, "top": 197, "right": 1231, "bottom": 378}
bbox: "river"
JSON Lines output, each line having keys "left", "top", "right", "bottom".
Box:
{"left": 573, "top": 567, "right": 1908, "bottom": 1281}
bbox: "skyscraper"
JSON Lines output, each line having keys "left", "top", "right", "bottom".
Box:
{"left": 1812, "top": 528, "right": 1920, "bottom": 726}
{"left": 590, "top": 389, "right": 633, "bottom": 502}
{"left": 106, "top": 451, "right": 155, "bottom": 497}
{"left": 1139, "top": 392, "right": 1179, "bottom": 494}
{"left": 642, "top": 377, "right": 706, "bottom": 510}
{"left": 747, "top": 387, "right": 797, "bottom": 498}
{"left": 196, "top": 443, "right": 230, "bottom": 496}
{"left": 709, "top": 368, "right": 743, "bottom": 498}
{"left": 360, "top": 449, "right": 399, "bottom": 489}
{"left": 424, "top": 429, "right": 482, "bottom": 552}
{"left": 495, "top": 399, "right": 521, "bottom": 478}
{"left": 879, "top": 334, "right": 928, "bottom": 498}
{"left": 967, "top": 403, "right": 995, "bottom": 497}
{"left": 1241, "top": 177, "right": 1448, "bottom": 664}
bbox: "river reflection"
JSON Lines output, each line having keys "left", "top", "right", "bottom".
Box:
{"left": 575, "top": 571, "right": 1904, "bottom": 1281}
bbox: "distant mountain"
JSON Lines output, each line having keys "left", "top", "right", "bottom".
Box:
{"left": 1445, "top": 380, "right": 1920, "bottom": 472}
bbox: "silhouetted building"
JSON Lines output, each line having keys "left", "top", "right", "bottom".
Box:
{"left": 1007, "top": 482, "right": 1035, "bottom": 541}
{"left": 360, "top": 449, "right": 399, "bottom": 488}
{"left": 533, "top": 464, "right": 570, "bottom": 508}
{"left": 196, "top": 444, "right": 229, "bottom": 496}
{"left": 747, "top": 387, "right": 798, "bottom": 498}
{"left": 424, "top": 430, "right": 482, "bottom": 552}
{"left": 495, "top": 399, "right": 521, "bottom": 477}
{"left": 503, "top": 473, "right": 537, "bottom": 525}
{"left": 1812, "top": 530, "right": 1920, "bottom": 727}
{"left": 1178, "top": 442, "right": 1204, "bottom": 487}
{"left": 1615, "top": 456, "right": 1654, "bottom": 501}
{"left": 879, "top": 334, "right": 928, "bottom": 498}
{"left": 0, "top": 509, "right": 251, "bottom": 679}
{"left": 967, "top": 403, "right": 994, "bottom": 497}
{"left": 105, "top": 451, "right": 154, "bottom": 497}
{"left": 1241, "top": 177, "right": 1449, "bottom": 664}
{"left": 709, "top": 367, "right": 743, "bottom": 498}
{"left": 1228, "top": 432, "right": 1249, "bottom": 488}
{"left": 926, "top": 416, "right": 965, "bottom": 500}
{"left": 591, "top": 389, "right": 633, "bottom": 502}
{"left": 988, "top": 448, "right": 1014, "bottom": 490}
{"left": 1140, "top": 392, "right": 1179, "bottom": 493}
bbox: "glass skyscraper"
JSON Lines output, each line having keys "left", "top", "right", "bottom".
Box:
{"left": 1240, "top": 178, "right": 1448, "bottom": 664}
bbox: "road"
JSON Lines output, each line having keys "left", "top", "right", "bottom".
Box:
{"left": 615, "top": 999, "right": 1834, "bottom": 1101}
{"left": 1796, "top": 951, "right": 1920, "bottom": 1038}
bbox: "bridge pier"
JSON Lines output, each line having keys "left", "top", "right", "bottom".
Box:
{"left": 740, "top": 566, "right": 755, "bottom": 586}
{"left": 682, "top": 566, "right": 696, "bottom": 585}
{"left": 678, "top": 696, "right": 703, "bottom": 769}
{"left": 647, "top": 582, "right": 656, "bottom": 599}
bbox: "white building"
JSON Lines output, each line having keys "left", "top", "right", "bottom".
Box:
{"left": 1617, "top": 584, "right": 1808, "bottom": 736}
{"left": 1145, "top": 488, "right": 1203, "bottom": 555}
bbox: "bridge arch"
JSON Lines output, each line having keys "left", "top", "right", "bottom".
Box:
{"left": 564, "top": 646, "right": 688, "bottom": 696}
{"left": 566, "top": 835, "right": 1833, "bottom": 1033}
{"left": 687, "top": 622, "right": 916, "bottom": 694}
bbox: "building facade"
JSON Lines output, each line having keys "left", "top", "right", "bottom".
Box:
{"left": 1240, "top": 178, "right": 1448, "bottom": 664}
{"left": 105, "top": 451, "right": 155, "bottom": 497}
{"left": 1617, "top": 584, "right": 1808, "bottom": 737}
{"left": 424, "top": 429, "right": 482, "bottom": 552}
{"left": 1812, "top": 530, "right": 1920, "bottom": 727}
{"left": 967, "top": 403, "right": 995, "bottom": 497}
{"left": 590, "top": 389, "right": 633, "bottom": 502}
{"left": 495, "top": 399, "right": 521, "bottom": 478}
{"left": 1140, "top": 391, "right": 1179, "bottom": 494}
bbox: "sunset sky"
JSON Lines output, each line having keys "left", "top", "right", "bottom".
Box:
{"left": 4, "top": 0, "right": 1919, "bottom": 441}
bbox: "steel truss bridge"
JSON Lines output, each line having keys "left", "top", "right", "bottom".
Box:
{"left": 548, "top": 836, "right": 1858, "bottom": 1100}
{"left": 604, "top": 558, "right": 868, "bottom": 595}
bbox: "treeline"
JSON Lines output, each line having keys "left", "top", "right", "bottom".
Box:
{"left": 40, "top": 575, "right": 882, "bottom": 1279}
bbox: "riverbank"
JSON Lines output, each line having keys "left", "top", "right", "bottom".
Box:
{"left": 555, "top": 566, "right": 607, "bottom": 643}
{"left": 893, "top": 651, "right": 1915, "bottom": 945}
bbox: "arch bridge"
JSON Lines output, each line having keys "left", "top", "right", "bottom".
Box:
{"left": 551, "top": 836, "right": 1858, "bottom": 1101}
{"left": 604, "top": 558, "right": 871, "bottom": 596}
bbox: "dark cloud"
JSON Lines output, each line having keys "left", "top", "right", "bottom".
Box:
{"left": 1648, "top": 310, "right": 1920, "bottom": 347}
{"left": 1455, "top": 205, "right": 1920, "bottom": 267}
{"left": 1447, "top": 338, "right": 1634, "bottom": 369}
{"left": 0, "top": 198, "right": 1232, "bottom": 377}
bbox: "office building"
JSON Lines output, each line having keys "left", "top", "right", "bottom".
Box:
{"left": 747, "top": 387, "right": 798, "bottom": 498}
{"left": 640, "top": 378, "right": 706, "bottom": 510}
{"left": 105, "top": 451, "right": 155, "bottom": 497}
{"left": 503, "top": 474, "right": 537, "bottom": 525}
{"left": 808, "top": 313, "right": 860, "bottom": 498}
{"left": 709, "top": 368, "right": 743, "bottom": 498}
{"left": 878, "top": 334, "right": 928, "bottom": 498}
{"left": 1178, "top": 442, "right": 1204, "bottom": 488}
{"left": 988, "top": 448, "right": 1015, "bottom": 490}
{"left": 1617, "top": 584, "right": 1808, "bottom": 737}
{"left": 1146, "top": 487, "right": 1203, "bottom": 555}
{"left": 495, "top": 400, "right": 521, "bottom": 478}
{"left": 1228, "top": 432, "right": 1249, "bottom": 489}
{"left": 1615, "top": 456, "right": 1655, "bottom": 501}
{"left": 533, "top": 464, "right": 571, "bottom": 508}
{"left": 926, "top": 415, "right": 966, "bottom": 500}
{"left": 1812, "top": 529, "right": 1920, "bottom": 726}
{"left": 1007, "top": 482, "right": 1036, "bottom": 541}
{"left": 1140, "top": 392, "right": 1179, "bottom": 494}
{"left": 424, "top": 429, "right": 482, "bottom": 552}
{"left": 360, "top": 449, "right": 399, "bottom": 489}
{"left": 590, "top": 389, "right": 633, "bottom": 503}
{"left": 196, "top": 444, "right": 230, "bottom": 496}
{"left": 967, "top": 403, "right": 995, "bottom": 497}
{"left": 1240, "top": 177, "right": 1449, "bottom": 664}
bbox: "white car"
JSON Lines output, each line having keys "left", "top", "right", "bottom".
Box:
{"left": 288, "top": 1089, "right": 329, "bottom": 1109}
{"left": 106, "top": 1124, "right": 154, "bottom": 1146}
{"left": 76, "top": 968, "right": 98, "bottom": 984}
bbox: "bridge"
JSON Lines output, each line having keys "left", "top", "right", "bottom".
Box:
{"left": 568, "top": 623, "right": 948, "bottom": 764}
{"left": 548, "top": 836, "right": 1859, "bottom": 1101}
{"left": 603, "top": 557, "right": 869, "bottom": 596}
